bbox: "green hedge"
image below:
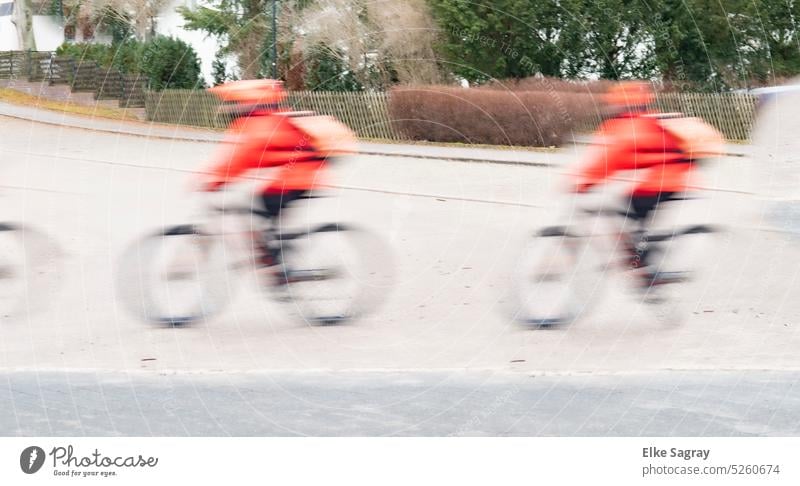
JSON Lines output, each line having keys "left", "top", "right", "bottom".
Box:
{"left": 55, "top": 37, "right": 203, "bottom": 90}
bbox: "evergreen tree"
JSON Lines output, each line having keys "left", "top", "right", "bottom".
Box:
{"left": 304, "top": 44, "right": 362, "bottom": 91}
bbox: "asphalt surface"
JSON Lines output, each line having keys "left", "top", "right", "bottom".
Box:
{"left": 0, "top": 104, "right": 798, "bottom": 436}
{"left": 2, "top": 371, "right": 798, "bottom": 436}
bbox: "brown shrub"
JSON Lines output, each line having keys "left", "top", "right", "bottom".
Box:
{"left": 388, "top": 86, "right": 603, "bottom": 147}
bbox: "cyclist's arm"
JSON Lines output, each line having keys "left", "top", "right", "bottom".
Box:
{"left": 204, "top": 146, "right": 321, "bottom": 190}
{"left": 574, "top": 136, "right": 629, "bottom": 192}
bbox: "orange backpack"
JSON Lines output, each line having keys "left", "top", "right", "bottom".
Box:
{"left": 279, "top": 111, "right": 358, "bottom": 157}
{"left": 649, "top": 113, "right": 725, "bottom": 160}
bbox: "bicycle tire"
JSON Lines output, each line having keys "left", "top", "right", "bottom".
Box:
{"left": 115, "top": 225, "right": 237, "bottom": 326}
{"left": 268, "top": 223, "right": 393, "bottom": 325}
{"left": 510, "top": 226, "right": 599, "bottom": 328}
{"left": 0, "top": 222, "right": 62, "bottom": 318}
{"left": 636, "top": 224, "right": 719, "bottom": 326}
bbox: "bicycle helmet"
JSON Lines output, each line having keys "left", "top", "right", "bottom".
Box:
{"left": 208, "top": 79, "right": 287, "bottom": 117}
{"left": 603, "top": 81, "right": 654, "bottom": 110}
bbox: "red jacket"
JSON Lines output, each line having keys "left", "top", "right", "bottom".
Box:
{"left": 576, "top": 112, "right": 690, "bottom": 195}
{"left": 206, "top": 111, "right": 327, "bottom": 194}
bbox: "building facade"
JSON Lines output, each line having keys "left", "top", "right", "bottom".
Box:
{"left": 0, "top": 0, "right": 217, "bottom": 82}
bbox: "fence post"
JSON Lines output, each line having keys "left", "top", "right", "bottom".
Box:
{"left": 47, "top": 52, "right": 55, "bottom": 84}
{"left": 118, "top": 69, "right": 124, "bottom": 104}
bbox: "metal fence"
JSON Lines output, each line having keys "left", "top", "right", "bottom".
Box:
{"left": 145, "top": 89, "right": 758, "bottom": 143}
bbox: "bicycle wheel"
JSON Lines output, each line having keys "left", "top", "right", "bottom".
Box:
{"left": 0, "top": 223, "right": 62, "bottom": 318}
{"left": 511, "top": 226, "right": 598, "bottom": 328}
{"left": 269, "top": 223, "right": 392, "bottom": 325}
{"left": 116, "top": 225, "right": 236, "bottom": 326}
{"left": 636, "top": 224, "right": 718, "bottom": 325}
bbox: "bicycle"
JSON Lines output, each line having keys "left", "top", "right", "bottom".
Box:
{"left": 0, "top": 222, "right": 62, "bottom": 318}
{"left": 509, "top": 191, "right": 718, "bottom": 328}
{"left": 115, "top": 192, "right": 393, "bottom": 327}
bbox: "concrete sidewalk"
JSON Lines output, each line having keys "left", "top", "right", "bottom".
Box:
{"left": 0, "top": 101, "right": 750, "bottom": 165}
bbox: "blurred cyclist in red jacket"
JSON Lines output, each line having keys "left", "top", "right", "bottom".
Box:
{"left": 575, "top": 81, "right": 723, "bottom": 270}
{"left": 575, "top": 81, "right": 689, "bottom": 221}
{"left": 202, "top": 79, "right": 330, "bottom": 219}
{"left": 201, "top": 79, "right": 357, "bottom": 267}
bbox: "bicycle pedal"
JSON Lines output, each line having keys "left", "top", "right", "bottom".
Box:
{"left": 647, "top": 271, "right": 690, "bottom": 286}
{"left": 535, "top": 272, "right": 561, "bottom": 283}
{"left": 643, "top": 293, "right": 667, "bottom": 305}
{"left": 270, "top": 288, "right": 292, "bottom": 302}
{"left": 164, "top": 268, "right": 197, "bottom": 281}
{"left": 269, "top": 268, "right": 317, "bottom": 286}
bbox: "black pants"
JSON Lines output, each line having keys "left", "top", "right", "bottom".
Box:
{"left": 257, "top": 190, "right": 307, "bottom": 266}
{"left": 627, "top": 192, "right": 677, "bottom": 222}
{"left": 261, "top": 190, "right": 308, "bottom": 219}
{"left": 625, "top": 192, "right": 678, "bottom": 269}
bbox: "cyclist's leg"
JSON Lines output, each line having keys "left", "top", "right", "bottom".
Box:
{"left": 258, "top": 189, "right": 308, "bottom": 266}
{"left": 629, "top": 191, "right": 678, "bottom": 220}
{"left": 626, "top": 191, "right": 677, "bottom": 268}
{"left": 261, "top": 190, "right": 309, "bottom": 219}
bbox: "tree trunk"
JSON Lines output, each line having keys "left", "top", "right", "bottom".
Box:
{"left": 237, "top": 43, "right": 264, "bottom": 79}
{"left": 12, "top": 0, "right": 37, "bottom": 51}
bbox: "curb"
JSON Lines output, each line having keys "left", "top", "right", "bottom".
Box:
{"left": 1, "top": 102, "right": 748, "bottom": 165}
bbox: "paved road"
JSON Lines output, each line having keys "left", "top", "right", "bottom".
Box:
{"left": 2, "top": 371, "right": 798, "bottom": 436}
{"left": 0, "top": 107, "right": 798, "bottom": 435}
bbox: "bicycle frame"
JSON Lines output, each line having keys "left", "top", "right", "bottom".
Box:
{"left": 180, "top": 194, "right": 273, "bottom": 275}
{"left": 561, "top": 194, "right": 717, "bottom": 283}
{"left": 193, "top": 192, "right": 337, "bottom": 280}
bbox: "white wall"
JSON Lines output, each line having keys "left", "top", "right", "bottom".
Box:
{"left": 155, "top": 0, "right": 217, "bottom": 84}
{"left": 0, "top": 16, "right": 20, "bottom": 50}
{"left": 0, "top": 14, "right": 65, "bottom": 52}
{"left": 32, "top": 15, "right": 63, "bottom": 50}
